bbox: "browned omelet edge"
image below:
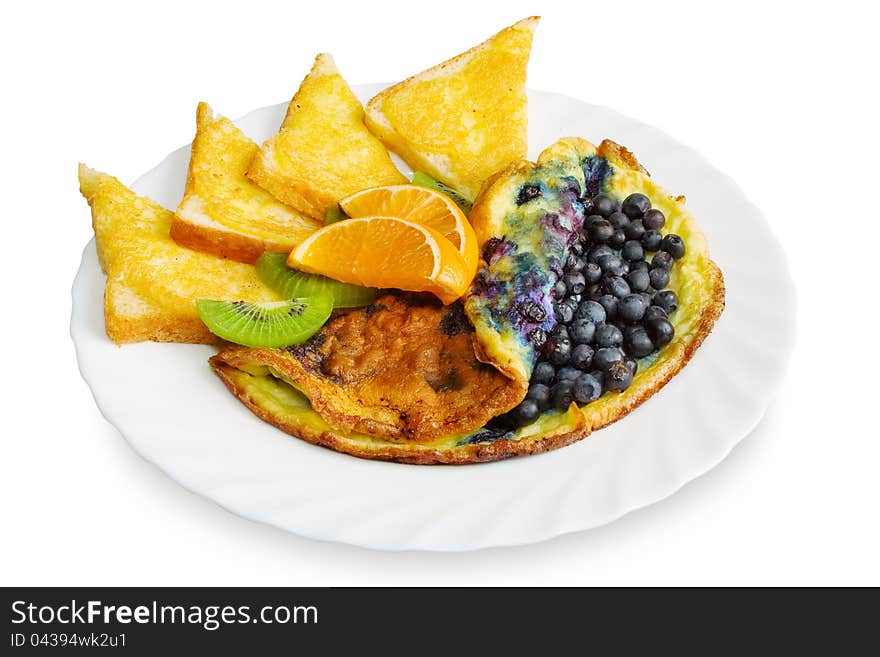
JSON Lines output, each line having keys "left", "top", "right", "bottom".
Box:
{"left": 210, "top": 265, "right": 721, "bottom": 464}
{"left": 210, "top": 139, "right": 725, "bottom": 464}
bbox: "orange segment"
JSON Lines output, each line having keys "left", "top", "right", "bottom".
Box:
{"left": 288, "top": 216, "right": 469, "bottom": 304}
{"left": 339, "top": 184, "right": 478, "bottom": 277}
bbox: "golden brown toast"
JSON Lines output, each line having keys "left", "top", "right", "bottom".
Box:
{"left": 171, "top": 103, "right": 320, "bottom": 264}
{"left": 364, "top": 17, "right": 538, "bottom": 202}
{"left": 247, "top": 54, "right": 406, "bottom": 219}
{"left": 78, "top": 165, "right": 277, "bottom": 344}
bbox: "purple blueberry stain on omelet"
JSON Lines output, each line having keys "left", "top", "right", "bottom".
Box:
{"left": 465, "top": 164, "right": 589, "bottom": 377}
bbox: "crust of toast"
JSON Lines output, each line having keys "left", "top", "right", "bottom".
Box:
{"left": 171, "top": 103, "right": 320, "bottom": 264}
{"left": 247, "top": 54, "right": 406, "bottom": 219}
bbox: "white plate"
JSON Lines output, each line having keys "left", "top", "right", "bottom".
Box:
{"left": 71, "top": 86, "right": 795, "bottom": 551}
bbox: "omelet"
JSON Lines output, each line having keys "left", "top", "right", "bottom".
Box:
{"left": 211, "top": 295, "right": 526, "bottom": 444}
{"left": 209, "top": 138, "right": 723, "bottom": 463}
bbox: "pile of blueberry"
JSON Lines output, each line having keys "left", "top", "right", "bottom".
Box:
{"left": 509, "top": 191, "right": 686, "bottom": 428}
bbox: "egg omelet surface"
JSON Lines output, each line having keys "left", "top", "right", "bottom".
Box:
{"left": 209, "top": 138, "right": 723, "bottom": 463}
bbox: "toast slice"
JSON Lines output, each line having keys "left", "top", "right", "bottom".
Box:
{"left": 171, "top": 103, "right": 320, "bottom": 264}
{"left": 78, "top": 165, "right": 277, "bottom": 344}
{"left": 247, "top": 54, "right": 406, "bottom": 219}
{"left": 365, "top": 17, "right": 538, "bottom": 202}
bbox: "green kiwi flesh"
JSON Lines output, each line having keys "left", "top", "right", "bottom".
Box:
{"left": 196, "top": 297, "right": 332, "bottom": 348}
{"left": 324, "top": 205, "right": 346, "bottom": 225}
{"left": 411, "top": 171, "right": 473, "bottom": 214}
{"left": 255, "top": 252, "right": 378, "bottom": 308}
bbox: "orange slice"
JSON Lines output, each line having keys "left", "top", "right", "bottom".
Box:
{"left": 288, "top": 216, "right": 470, "bottom": 304}
{"left": 339, "top": 184, "right": 478, "bottom": 277}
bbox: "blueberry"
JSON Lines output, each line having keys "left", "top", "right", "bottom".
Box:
{"left": 621, "top": 240, "right": 645, "bottom": 262}
{"left": 623, "top": 356, "right": 639, "bottom": 375}
{"left": 512, "top": 398, "right": 541, "bottom": 425}
{"left": 528, "top": 327, "right": 547, "bottom": 349}
{"left": 533, "top": 362, "right": 555, "bottom": 385}
{"left": 564, "top": 253, "right": 586, "bottom": 272}
{"left": 570, "top": 318, "right": 596, "bottom": 344}
{"left": 590, "top": 370, "right": 605, "bottom": 387}
{"left": 570, "top": 343, "right": 594, "bottom": 370}
{"left": 649, "top": 267, "right": 670, "bottom": 290}
{"left": 624, "top": 219, "right": 646, "bottom": 241}
{"left": 603, "top": 276, "right": 631, "bottom": 299}
{"left": 589, "top": 219, "right": 614, "bottom": 244}
{"left": 598, "top": 254, "right": 628, "bottom": 277}
{"left": 553, "top": 302, "right": 575, "bottom": 324}
{"left": 585, "top": 214, "right": 605, "bottom": 230}
{"left": 643, "top": 208, "right": 666, "bottom": 230}
{"left": 592, "top": 194, "right": 618, "bottom": 217}
{"left": 584, "top": 262, "right": 602, "bottom": 284}
{"left": 660, "top": 234, "right": 686, "bottom": 259}
{"left": 625, "top": 327, "right": 655, "bottom": 358}
{"left": 623, "top": 323, "right": 642, "bottom": 341}
{"left": 604, "top": 360, "right": 634, "bottom": 391}
{"left": 622, "top": 193, "right": 651, "bottom": 219}
{"left": 618, "top": 294, "right": 648, "bottom": 322}
{"left": 607, "top": 211, "right": 630, "bottom": 230}
{"left": 550, "top": 323, "right": 570, "bottom": 340}
{"left": 565, "top": 293, "right": 583, "bottom": 306}
{"left": 626, "top": 269, "right": 650, "bottom": 293}
{"left": 646, "top": 317, "right": 675, "bottom": 348}
{"left": 573, "top": 373, "right": 603, "bottom": 404}
{"left": 651, "top": 250, "right": 674, "bottom": 270}
{"left": 563, "top": 271, "right": 586, "bottom": 295}
{"left": 548, "top": 336, "right": 572, "bottom": 365}
{"left": 595, "top": 323, "right": 624, "bottom": 348}
{"left": 629, "top": 259, "right": 649, "bottom": 272}
{"left": 518, "top": 300, "right": 547, "bottom": 323}
{"left": 641, "top": 229, "right": 662, "bottom": 252}
{"left": 526, "top": 383, "right": 552, "bottom": 410}
{"left": 516, "top": 183, "right": 542, "bottom": 205}
{"left": 553, "top": 279, "right": 567, "bottom": 299}
{"left": 653, "top": 290, "right": 679, "bottom": 315}
{"left": 550, "top": 381, "right": 575, "bottom": 410}
{"left": 570, "top": 241, "right": 584, "bottom": 257}
{"left": 575, "top": 299, "right": 606, "bottom": 324}
{"left": 594, "top": 346, "right": 624, "bottom": 371}
{"left": 586, "top": 283, "right": 603, "bottom": 300}
{"left": 587, "top": 245, "right": 615, "bottom": 263}
{"left": 643, "top": 305, "right": 668, "bottom": 323}
{"left": 556, "top": 366, "right": 581, "bottom": 382}
{"left": 597, "top": 294, "right": 618, "bottom": 320}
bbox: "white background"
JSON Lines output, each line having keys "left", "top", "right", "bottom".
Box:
{"left": 2, "top": 0, "right": 877, "bottom": 585}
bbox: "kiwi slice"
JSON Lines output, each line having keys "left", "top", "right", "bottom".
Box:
{"left": 324, "top": 205, "right": 346, "bottom": 225}
{"left": 196, "top": 297, "right": 332, "bottom": 348}
{"left": 411, "top": 171, "right": 473, "bottom": 214}
{"left": 256, "top": 252, "right": 378, "bottom": 308}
